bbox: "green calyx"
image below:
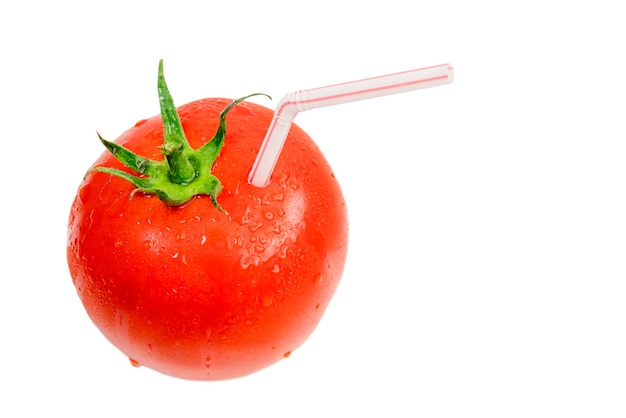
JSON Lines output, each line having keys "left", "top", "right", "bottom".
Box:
{"left": 89, "top": 59, "right": 268, "bottom": 211}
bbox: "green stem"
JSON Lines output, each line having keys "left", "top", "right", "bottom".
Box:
{"left": 88, "top": 60, "right": 269, "bottom": 211}
{"left": 157, "top": 60, "right": 196, "bottom": 184}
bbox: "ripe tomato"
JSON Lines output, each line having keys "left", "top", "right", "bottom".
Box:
{"left": 67, "top": 62, "right": 348, "bottom": 381}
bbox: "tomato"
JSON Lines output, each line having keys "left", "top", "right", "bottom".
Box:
{"left": 67, "top": 62, "right": 348, "bottom": 381}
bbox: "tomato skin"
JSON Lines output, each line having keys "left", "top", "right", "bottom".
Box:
{"left": 67, "top": 98, "right": 348, "bottom": 380}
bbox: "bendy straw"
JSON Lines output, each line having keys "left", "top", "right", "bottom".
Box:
{"left": 248, "top": 63, "right": 454, "bottom": 187}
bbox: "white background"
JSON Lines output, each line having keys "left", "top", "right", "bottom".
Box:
{"left": 2, "top": 1, "right": 625, "bottom": 416}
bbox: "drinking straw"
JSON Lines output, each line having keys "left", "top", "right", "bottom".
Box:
{"left": 248, "top": 63, "right": 454, "bottom": 187}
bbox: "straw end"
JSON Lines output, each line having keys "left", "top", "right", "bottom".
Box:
{"left": 445, "top": 64, "right": 455, "bottom": 83}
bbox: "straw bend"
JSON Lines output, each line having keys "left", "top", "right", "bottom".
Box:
{"left": 248, "top": 63, "right": 454, "bottom": 187}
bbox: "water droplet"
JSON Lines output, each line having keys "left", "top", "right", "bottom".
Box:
{"left": 272, "top": 264, "right": 280, "bottom": 273}
{"left": 278, "top": 174, "right": 289, "bottom": 188}
{"left": 249, "top": 222, "right": 263, "bottom": 232}
{"left": 273, "top": 193, "right": 284, "bottom": 202}
{"left": 254, "top": 245, "right": 265, "bottom": 253}
{"left": 201, "top": 235, "right": 207, "bottom": 245}
{"left": 240, "top": 254, "right": 259, "bottom": 269}
{"left": 288, "top": 178, "right": 302, "bottom": 190}
{"left": 129, "top": 358, "right": 141, "bottom": 367}
{"left": 240, "top": 207, "right": 253, "bottom": 226}
{"left": 313, "top": 274, "right": 322, "bottom": 283}
{"left": 283, "top": 351, "right": 292, "bottom": 358}
{"left": 205, "top": 355, "right": 212, "bottom": 369}
{"left": 261, "top": 292, "right": 274, "bottom": 307}
{"left": 263, "top": 211, "right": 274, "bottom": 220}
{"left": 114, "top": 240, "right": 123, "bottom": 249}
{"left": 78, "top": 183, "right": 92, "bottom": 204}
{"left": 143, "top": 240, "right": 152, "bottom": 249}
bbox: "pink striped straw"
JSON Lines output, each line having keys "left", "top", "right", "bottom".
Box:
{"left": 248, "top": 63, "right": 454, "bottom": 187}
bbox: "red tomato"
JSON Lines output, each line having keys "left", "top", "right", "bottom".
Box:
{"left": 67, "top": 64, "right": 348, "bottom": 381}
